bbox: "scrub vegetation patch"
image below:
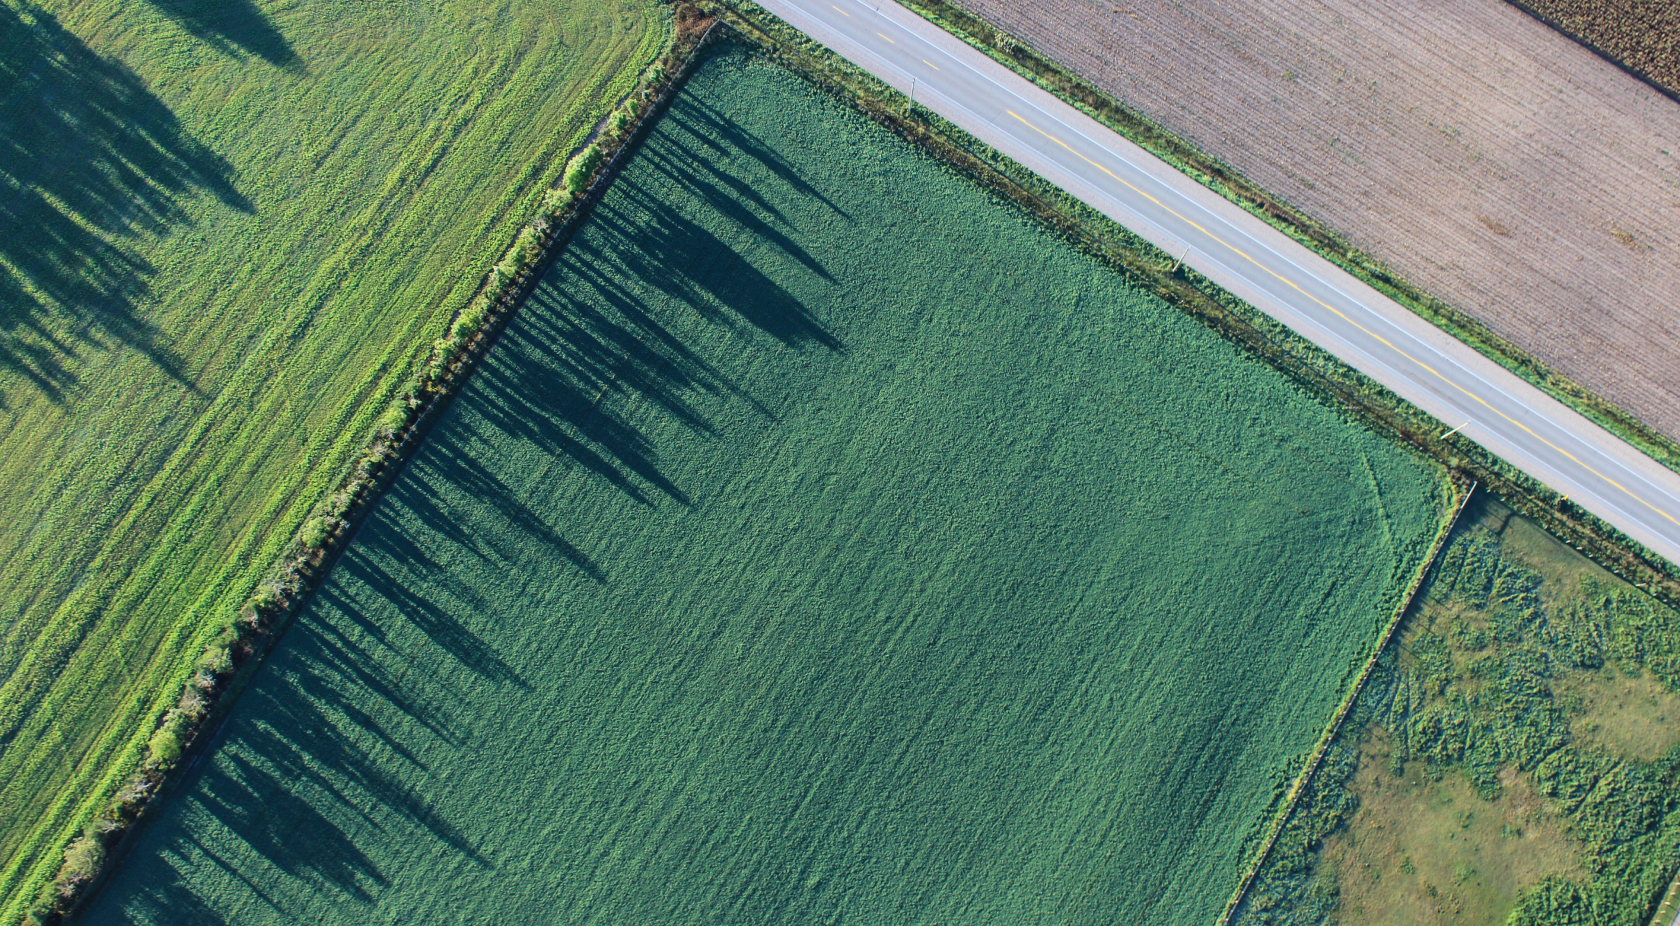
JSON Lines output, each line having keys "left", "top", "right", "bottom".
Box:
{"left": 83, "top": 48, "right": 1443, "bottom": 926}
{"left": 1238, "top": 498, "right": 1680, "bottom": 926}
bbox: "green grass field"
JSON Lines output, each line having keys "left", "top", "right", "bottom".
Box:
{"left": 0, "top": 0, "right": 663, "bottom": 916}
{"left": 81, "top": 48, "right": 1445, "bottom": 925}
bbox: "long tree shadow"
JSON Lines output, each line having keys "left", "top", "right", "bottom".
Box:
{"left": 0, "top": 4, "right": 248, "bottom": 406}
{"left": 665, "top": 93, "right": 850, "bottom": 220}
{"left": 100, "top": 838, "right": 258, "bottom": 926}
{"left": 403, "top": 429, "right": 607, "bottom": 584}
{"left": 121, "top": 569, "right": 495, "bottom": 915}
{"left": 84, "top": 54, "right": 863, "bottom": 921}
{"left": 430, "top": 80, "right": 849, "bottom": 517}
{"left": 142, "top": 0, "right": 298, "bottom": 69}
{"left": 95, "top": 620, "right": 463, "bottom": 920}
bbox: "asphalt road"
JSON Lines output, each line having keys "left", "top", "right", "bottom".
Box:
{"left": 757, "top": 0, "right": 1680, "bottom": 568}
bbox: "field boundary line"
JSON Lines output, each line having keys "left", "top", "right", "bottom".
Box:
{"left": 1648, "top": 869, "right": 1680, "bottom": 926}
{"left": 1214, "top": 477, "right": 1478, "bottom": 926}
{"left": 46, "top": 9, "right": 728, "bottom": 925}
{"left": 857, "top": 0, "right": 1680, "bottom": 495}
{"left": 1500, "top": 0, "right": 1680, "bottom": 108}
{"left": 710, "top": 0, "right": 1680, "bottom": 614}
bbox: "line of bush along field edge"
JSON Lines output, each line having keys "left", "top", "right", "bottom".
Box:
{"left": 1215, "top": 478, "right": 1479, "bottom": 926}
{"left": 876, "top": 0, "right": 1680, "bottom": 489}
{"left": 38, "top": 5, "right": 1679, "bottom": 922}
{"left": 1500, "top": 0, "right": 1680, "bottom": 109}
{"left": 700, "top": 0, "right": 1680, "bottom": 908}
{"left": 32, "top": 8, "right": 721, "bottom": 925}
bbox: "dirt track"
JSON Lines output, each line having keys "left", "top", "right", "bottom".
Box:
{"left": 953, "top": 0, "right": 1680, "bottom": 442}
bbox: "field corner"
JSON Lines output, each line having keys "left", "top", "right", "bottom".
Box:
{"left": 1215, "top": 474, "right": 1479, "bottom": 926}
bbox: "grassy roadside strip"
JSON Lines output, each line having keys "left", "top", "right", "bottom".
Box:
{"left": 858, "top": 0, "right": 1680, "bottom": 484}
{"left": 701, "top": 1, "right": 1680, "bottom": 605}
{"left": 702, "top": 0, "right": 1680, "bottom": 908}
{"left": 25, "top": 10, "right": 723, "bottom": 925}
{"left": 1215, "top": 479, "right": 1479, "bottom": 926}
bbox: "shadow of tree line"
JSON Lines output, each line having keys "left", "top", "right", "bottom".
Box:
{"left": 88, "top": 75, "right": 855, "bottom": 922}
{"left": 0, "top": 1, "right": 292, "bottom": 408}
{"left": 141, "top": 0, "right": 298, "bottom": 69}
{"left": 103, "top": 554, "right": 491, "bottom": 925}
{"left": 440, "top": 89, "right": 849, "bottom": 527}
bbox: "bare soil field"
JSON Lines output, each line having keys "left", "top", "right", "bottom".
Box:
{"left": 1511, "top": 0, "right": 1680, "bottom": 99}
{"left": 953, "top": 0, "right": 1680, "bottom": 443}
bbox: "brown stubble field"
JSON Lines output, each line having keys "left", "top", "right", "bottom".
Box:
{"left": 953, "top": 0, "right": 1680, "bottom": 443}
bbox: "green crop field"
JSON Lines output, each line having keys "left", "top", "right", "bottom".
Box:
{"left": 0, "top": 0, "right": 663, "bottom": 917}
{"left": 82, "top": 48, "right": 1445, "bottom": 925}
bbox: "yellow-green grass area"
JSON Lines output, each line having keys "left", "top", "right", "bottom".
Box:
{"left": 1236, "top": 497, "right": 1680, "bottom": 926}
{"left": 81, "top": 48, "right": 1446, "bottom": 925}
{"left": 0, "top": 0, "right": 664, "bottom": 917}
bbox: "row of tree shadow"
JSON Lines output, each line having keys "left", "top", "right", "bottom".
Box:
{"left": 90, "top": 78, "right": 853, "bottom": 923}
{"left": 0, "top": 0, "right": 289, "bottom": 408}
{"left": 426, "top": 91, "right": 849, "bottom": 541}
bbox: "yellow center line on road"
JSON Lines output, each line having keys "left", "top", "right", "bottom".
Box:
{"left": 1003, "top": 109, "right": 1680, "bottom": 528}
{"left": 923, "top": 58, "right": 939, "bottom": 69}
{"left": 878, "top": 32, "right": 895, "bottom": 42}
{"left": 832, "top": 4, "right": 848, "bottom": 14}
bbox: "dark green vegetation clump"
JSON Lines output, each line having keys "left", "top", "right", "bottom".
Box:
{"left": 84, "top": 49, "right": 1443, "bottom": 925}
{"left": 1238, "top": 499, "right": 1680, "bottom": 926}
{"left": 0, "top": 0, "right": 661, "bottom": 916}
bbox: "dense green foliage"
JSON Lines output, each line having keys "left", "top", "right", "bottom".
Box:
{"left": 81, "top": 49, "right": 1442, "bottom": 925}
{"left": 1238, "top": 502, "right": 1680, "bottom": 926}
{"left": 0, "top": 0, "right": 663, "bottom": 918}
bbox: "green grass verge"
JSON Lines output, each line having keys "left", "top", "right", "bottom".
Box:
{"left": 0, "top": 0, "right": 665, "bottom": 919}
{"left": 80, "top": 46, "right": 1445, "bottom": 925}
{"left": 823, "top": 0, "right": 1680, "bottom": 481}
{"left": 704, "top": 0, "right": 1680, "bottom": 615}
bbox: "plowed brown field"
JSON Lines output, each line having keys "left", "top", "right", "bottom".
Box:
{"left": 953, "top": 0, "right": 1680, "bottom": 443}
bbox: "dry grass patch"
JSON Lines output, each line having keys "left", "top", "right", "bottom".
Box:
{"left": 1566, "top": 670, "right": 1680, "bottom": 762}
{"left": 1325, "top": 734, "right": 1580, "bottom": 926}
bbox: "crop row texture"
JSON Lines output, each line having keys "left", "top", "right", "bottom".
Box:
{"left": 81, "top": 47, "right": 1445, "bottom": 925}
{"left": 0, "top": 1, "right": 665, "bottom": 920}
